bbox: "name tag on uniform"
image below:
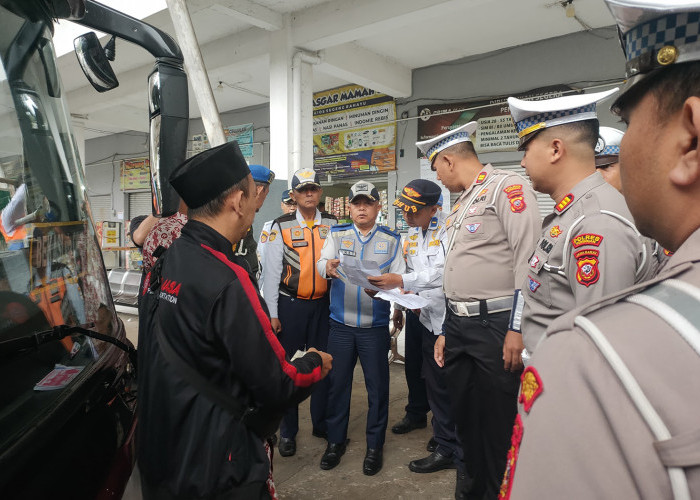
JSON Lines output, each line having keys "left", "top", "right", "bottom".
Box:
{"left": 291, "top": 228, "right": 304, "bottom": 240}
{"left": 293, "top": 241, "right": 308, "bottom": 247}
{"left": 375, "top": 241, "right": 388, "bottom": 254}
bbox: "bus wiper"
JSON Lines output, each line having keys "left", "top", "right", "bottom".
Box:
{"left": 0, "top": 324, "right": 137, "bottom": 369}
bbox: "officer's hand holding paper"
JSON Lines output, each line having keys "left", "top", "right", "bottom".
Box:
{"left": 339, "top": 255, "right": 428, "bottom": 309}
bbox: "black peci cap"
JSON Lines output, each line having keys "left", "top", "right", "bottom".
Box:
{"left": 170, "top": 142, "right": 250, "bottom": 209}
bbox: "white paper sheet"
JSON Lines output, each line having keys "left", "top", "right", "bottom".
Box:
{"left": 376, "top": 290, "right": 429, "bottom": 309}
{"left": 339, "top": 256, "right": 429, "bottom": 309}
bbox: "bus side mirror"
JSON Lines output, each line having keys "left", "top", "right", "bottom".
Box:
{"left": 73, "top": 32, "right": 118, "bottom": 93}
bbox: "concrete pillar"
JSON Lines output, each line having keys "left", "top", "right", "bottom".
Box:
{"left": 268, "top": 14, "right": 294, "bottom": 183}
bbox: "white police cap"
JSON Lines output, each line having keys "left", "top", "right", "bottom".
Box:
{"left": 605, "top": 0, "right": 700, "bottom": 112}
{"left": 507, "top": 88, "right": 618, "bottom": 149}
{"left": 415, "top": 121, "right": 478, "bottom": 163}
{"left": 595, "top": 127, "right": 625, "bottom": 167}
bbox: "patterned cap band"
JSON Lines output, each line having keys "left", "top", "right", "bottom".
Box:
{"left": 598, "top": 145, "right": 621, "bottom": 156}
{"left": 426, "top": 132, "right": 471, "bottom": 160}
{"left": 624, "top": 12, "right": 700, "bottom": 76}
{"left": 514, "top": 103, "right": 597, "bottom": 138}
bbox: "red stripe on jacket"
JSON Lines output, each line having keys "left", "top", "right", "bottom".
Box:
{"left": 201, "top": 244, "right": 322, "bottom": 387}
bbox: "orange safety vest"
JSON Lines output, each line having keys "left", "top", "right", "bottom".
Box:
{"left": 275, "top": 212, "right": 336, "bottom": 300}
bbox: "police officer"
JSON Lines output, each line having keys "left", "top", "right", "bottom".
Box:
{"left": 258, "top": 190, "right": 296, "bottom": 293}
{"left": 262, "top": 168, "right": 336, "bottom": 457}
{"left": 419, "top": 122, "right": 541, "bottom": 499}
{"left": 317, "top": 180, "right": 405, "bottom": 476}
{"left": 501, "top": 2, "right": 700, "bottom": 498}
{"left": 369, "top": 179, "right": 460, "bottom": 473}
{"left": 138, "top": 142, "right": 332, "bottom": 499}
{"left": 233, "top": 164, "right": 274, "bottom": 281}
{"left": 507, "top": 91, "right": 657, "bottom": 354}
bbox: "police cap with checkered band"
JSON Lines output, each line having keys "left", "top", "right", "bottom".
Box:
{"left": 415, "top": 121, "right": 478, "bottom": 165}
{"left": 595, "top": 127, "right": 625, "bottom": 168}
{"left": 507, "top": 88, "right": 619, "bottom": 150}
{"left": 605, "top": 0, "right": 700, "bottom": 113}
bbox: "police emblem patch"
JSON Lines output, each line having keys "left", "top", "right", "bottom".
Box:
{"left": 529, "top": 255, "right": 539, "bottom": 268}
{"left": 519, "top": 366, "right": 543, "bottom": 413}
{"left": 375, "top": 240, "right": 389, "bottom": 254}
{"left": 260, "top": 231, "right": 269, "bottom": 243}
{"left": 509, "top": 196, "right": 526, "bottom": 213}
{"left": 498, "top": 414, "right": 524, "bottom": 500}
{"left": 291, "top": 227, "right": 304, "bottom": 240}
{"left": 549, "top": 226, "right": 562, "bottom": 238}
{"left": 269, "top": 230, "right": 278, "bottom": 241}
{"left": 341, "top": 239, "right": 355, "bottom": 250}
{"left": 575, "top": 249, "right": 600, "bottom": 286}
{"left": 528, "top": 276, "right": 541, "bottom": 292}
{"left": 318, "top": 226, "right": 329, "bottom": 239}
{"left": 465, "top": 223, "right": 481, "bottom": 233}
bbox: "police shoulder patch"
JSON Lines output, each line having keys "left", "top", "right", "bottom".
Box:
{"left": 574, "top": 249, "right": 600, "bottom": 287}
{"left": 571, "top": 233, "right": 603, "bottom": 248}
{"left": 519, "top": 366, "right": 543, "bottom": 413}
{"left": 498, "top": 414, "right": 524, "bottom": 500}
{"left": 260, "top": 231, "right": 269, "bottom": 243}
{"left": 269, "top": 230, "right": 278, "bottom": 241}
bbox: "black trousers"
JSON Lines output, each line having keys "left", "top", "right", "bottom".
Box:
{"left": 403, "top": 311, "right": 430, "bottom": 422}
{"left": 443, "top": 309, "right": 521, "bottom": 500}
{"left": 277, "top": 294, "right": 330, "bottom": 439}
{"left": 418, "top": 318, "right": 461, "bottom": 459}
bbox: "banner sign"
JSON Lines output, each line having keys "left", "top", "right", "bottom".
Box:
{"left": 313, "top": 84, "right": 396, "bottom": 178}
{"left": 120, "top": 158, "right": 150, "bottom": 191}
{"left": 417, "top": 85, "right": 580, "bottom": 155}
{"left": 191, "top": 123, "right": 254, "bottom": 158}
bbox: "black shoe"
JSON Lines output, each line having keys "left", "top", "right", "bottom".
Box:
{"left": 362, "top": 448, "right": 383, "bottom": 476}
{"left": 278, "top": 437, "right": 296, "bottom": 457}
{"left": 320, "top": 440, "right": 348, "bottom": 470}
{"left": 312, "top": 428, "right": 328, "bottom": 439}
{"left": 391, "top": 416, "right": 427, "bottom": 434}
{"left": 408, "top": 451, "right": 456, "bottom": 473}
{"left": 426, "top": 437, "right": 437, "bottom": 453}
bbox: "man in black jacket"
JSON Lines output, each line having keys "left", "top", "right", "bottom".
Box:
{"left": 137, "top": 141, "right": 332, "bottom": 500}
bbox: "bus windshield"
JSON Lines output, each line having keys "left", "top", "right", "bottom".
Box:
{"left": 0, "top": 7, "right": 118, "bottom": 453}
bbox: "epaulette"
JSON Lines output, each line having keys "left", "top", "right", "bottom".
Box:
{"left": 331, "top": 223, "right": 353, "bottom": 232}
{"left": 377, "top": 225, "right": 400, "bottom": 239}
{"left": 274, "top": 213, "right": 297, "bottom": 225}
